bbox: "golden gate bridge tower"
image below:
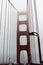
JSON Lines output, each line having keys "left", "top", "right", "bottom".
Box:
{"left": 17, "top": 0, "right": 42, "bottom": 65}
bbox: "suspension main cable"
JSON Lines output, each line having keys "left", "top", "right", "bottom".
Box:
{"left": 8, "top": 0, "right": 19, "bottom": 12}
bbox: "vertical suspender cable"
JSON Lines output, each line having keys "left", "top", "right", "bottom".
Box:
{"left": 8, "top": 0, "right": 19, "bottom": 63}
{"left": 34, "top": 0, "right": 41, "bottom": 62}
{"left": 31, "top": 0, "right": 36, "bottom": 63}
{"left": 27, "top": 0, "right": 36, "bottom": 63}
{"left": 3, "top": 0, "right": 7, "bottom": 63}
{"left": 33, "top": 0, "right": 39, "bottom": 33}
{"left": 0, "top": 0, "right": 3, "bottom": 30}
{"left": 8, "top": 2, "right": 11, "bottom": 63}
{"left": 6, "top": 0, "right": 9, "bottom": 63}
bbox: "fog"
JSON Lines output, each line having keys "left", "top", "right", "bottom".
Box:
{"left": 0, "top": 0, "right": 43, "bottom": 64}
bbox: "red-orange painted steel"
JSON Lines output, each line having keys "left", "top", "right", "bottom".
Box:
{"left": 17, "top": 12, "right": 31, "bottom": 63}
